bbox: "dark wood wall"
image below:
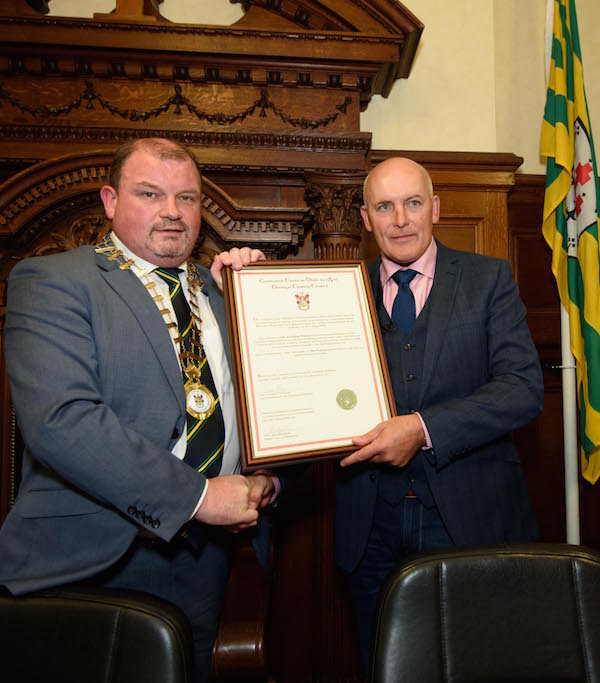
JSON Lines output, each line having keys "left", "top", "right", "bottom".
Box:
{"left": 0, "top": 2, "right": 595, "bottom": 682}
{"left": 508, "top": 174, "right": 600, "bottom": 550}
{"left": 509, "top": 175, "right": 566, "bottom": 544}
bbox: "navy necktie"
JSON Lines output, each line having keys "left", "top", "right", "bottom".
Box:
{"left": 391, "top": 269, "right": 417, "bottom": 334}
{"left": 154, "top": 267, "right": 224, "bottom": 479}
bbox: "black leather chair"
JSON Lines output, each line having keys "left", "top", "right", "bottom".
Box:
{"left": 371, "top": 544, "right": 600, "bottom": 682}
{"left": 0, "top": 585, "right": 193, "bottom": 682}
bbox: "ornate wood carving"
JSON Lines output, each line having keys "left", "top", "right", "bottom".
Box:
{"left": 304, "top": 172, "right": 365, "bottom": 259}
{"left": 236, "top": 0, "right": 424, "bottom": 96}
{"left": 0, "top": 0, "right": 422, "bottom": 169}
{"left": 0, "top": 153, "right": 309, "bottom": 331}
{"left": 0, "top": 81, "right": 352, "bottom": 130}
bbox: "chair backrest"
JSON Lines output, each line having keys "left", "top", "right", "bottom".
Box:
{"left": 372, "top": 544, "right": 600, "bottom": 683}
{"left": 0, "top": 586, "right": 193, "bottom": 683}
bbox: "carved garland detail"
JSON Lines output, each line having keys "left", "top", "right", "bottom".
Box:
{"left": 0, "top": 81, "right": 352, "bottom": 130}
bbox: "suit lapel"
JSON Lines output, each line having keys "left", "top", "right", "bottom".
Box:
{"left": 368, "top": 258, "right": 389, "bottom": 329}
{"left": 196, "top": 265, "right": 232, "bottom": 368}
{"left": 95, "top": 251, "right": 185, "bottom": 411}
{"left": 418, "top": 242, "right": 460, "bottom": 406}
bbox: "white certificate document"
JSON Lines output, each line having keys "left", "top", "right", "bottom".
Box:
{"left": 225, "top": 261, "right": 395, "bottom": 469}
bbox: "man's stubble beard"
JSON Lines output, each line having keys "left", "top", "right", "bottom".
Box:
{"left": 147, "top": 220, "right": 194, "bottom": 260}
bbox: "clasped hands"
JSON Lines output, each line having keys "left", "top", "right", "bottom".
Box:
{"left": 194, "top": 471, "right": 276, "bottom": 531}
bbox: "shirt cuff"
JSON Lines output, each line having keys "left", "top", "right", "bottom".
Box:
{"left": 270, "top": 475, "right": 281, "bottom": 504}
{"left": 254, "top": 469, "right": 281, "bottom": 505}
{"left": 188, "top": 479, "right": 208, "bottom": 521}
{"left": 416, "top": 412, "right": 433, "bottom": 449}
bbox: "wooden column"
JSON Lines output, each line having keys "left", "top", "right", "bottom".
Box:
{"left": 305, "top": 172, "right": 365, "bottom": 260}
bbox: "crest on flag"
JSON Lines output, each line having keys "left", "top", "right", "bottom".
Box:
{"left": 566, "top": 118, "right": 597, "bottom": 256}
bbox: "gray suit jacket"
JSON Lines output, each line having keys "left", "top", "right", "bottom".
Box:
{"left": 335, "top": 241, "right": 543, "bottom": 572}
{"left": 0, "top": 246, "right": 237, "bottom": 594}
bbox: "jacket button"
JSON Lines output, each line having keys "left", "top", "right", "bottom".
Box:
{"left": 406, "top": 373, "right": 415, "bottom": 381}
{"left": 369, "top": 473, "right": 376, "bottom": 482}
{"left": 128, "top": 506, "right": 136, "bottom": 516}
{"left": 135, "top": 510, "right": 145, "bottom": 520}
{"left": 404, "top": 343, "right": 412, "bottom": 350}
{"left": 151, "top": 519, "right": 161, "bottom": 529}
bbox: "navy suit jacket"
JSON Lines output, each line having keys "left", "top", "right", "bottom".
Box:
{"left": 335, "top": 241, "right": 543, "bottom": 572}
{"left": 0, "top": 245, "right": 268, "bottom": 594}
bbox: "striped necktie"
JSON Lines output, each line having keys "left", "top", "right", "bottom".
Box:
{"left": 154, "top": 267, "right": 224, "bottom": 479}
{"left": 391, "top": 269, "right": 417, "bottom": 334}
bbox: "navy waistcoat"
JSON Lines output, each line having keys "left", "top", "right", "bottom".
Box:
{"left": 376, "top": 286, "right": 434, "bottom": 507}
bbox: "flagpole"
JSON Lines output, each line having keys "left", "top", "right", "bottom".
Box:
{"left": 544, "top": 0, "right": 580, "bottom": 544}
{"left": 560, "top": 304, "right": 580, "bottom": 544}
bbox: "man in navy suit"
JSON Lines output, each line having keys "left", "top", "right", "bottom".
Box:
{"left": 335, "top": 157, "right": 543, "bottom": 668}
{"left": 0, "top": 138, "right": 276, "bottom": 682}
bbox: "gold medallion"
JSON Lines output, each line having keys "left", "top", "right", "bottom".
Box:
{"left": 185, "top": 381, "right": 216, "bottom": 421}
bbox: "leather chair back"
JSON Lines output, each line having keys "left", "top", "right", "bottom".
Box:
{"left": 372, "top": 544, "right": 600, "bottom": 682}
{"left": 0, "top": 586, "right": 193, "bottom": 683}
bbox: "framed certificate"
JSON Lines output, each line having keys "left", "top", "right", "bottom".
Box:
{"left": 223, "top": 260, "right": 396, "bottom": 470}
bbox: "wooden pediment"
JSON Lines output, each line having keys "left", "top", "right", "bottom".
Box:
{"left": 0, "top": 0, "right": 422, "bottom": 169}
